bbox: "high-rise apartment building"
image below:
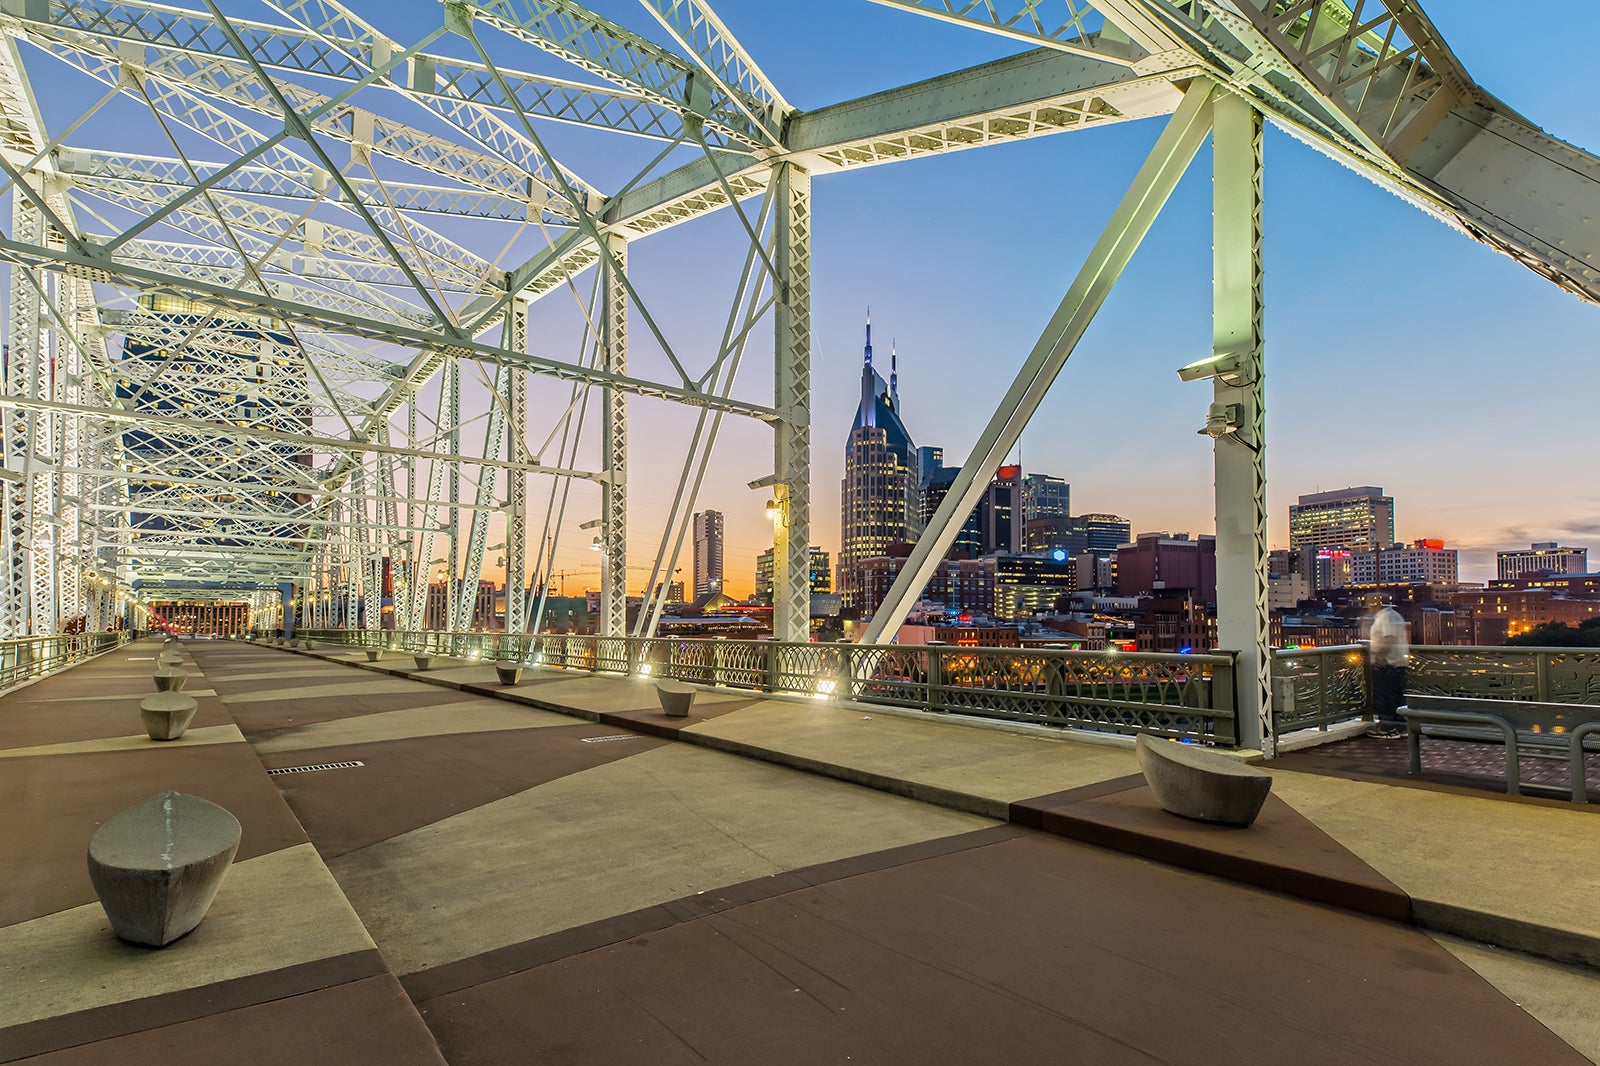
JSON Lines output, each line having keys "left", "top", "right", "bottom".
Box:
{"left": 1021, "top": 474, "right": 1070, "bottom": 525}
{"left": 981, "top": 465, "right": 1023, "bottom": 555}
{"left": 1077, "top": 513, "right": 1132, "bottom": 553}
{"left": 1288, "top": 487, "right": 1395, "bottom": 554}
{"left": 1497, "top": 542, "right": 1587, "bottom": 580}
{"left": 692, "top": 510, "right": 724, "bottom": 599}
{"left": 840, "top": 317, "right": 916, "bottom": 608}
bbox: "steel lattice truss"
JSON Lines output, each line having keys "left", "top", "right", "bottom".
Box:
{"left": 1, "top": 0, "right": 1597, "bottom": 643}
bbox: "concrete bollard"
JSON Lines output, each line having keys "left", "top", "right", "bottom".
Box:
{"left": 655, "top": 680, "right": 696, "bottom": 718}
{"left": 140, "top": 692, "right": 198, "bottom": 741}
{"left": 1135, "top": 733, "right": 1272, "bottom": 827}
{"left": 152, "top": 666, "right": 189, "bottom": 693}
{"left": 495, "top": 660, "right": 523, "bottom": 686}
{"left": 365, "top": 649, "right": 382, "bottom": 662}
{"left": 88, "top": 791, "right": 241, "bottom": 947}
{"left": 413, "top": 654, "right": 432, "bottom": 670}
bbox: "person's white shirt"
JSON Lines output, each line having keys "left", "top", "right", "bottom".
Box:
{"left": 1369, "top": 606, "right": 1409, "bottom": 666}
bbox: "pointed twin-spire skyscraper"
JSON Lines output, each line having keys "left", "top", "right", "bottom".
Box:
{"left": 840, "top": 311, "right": 918, "bottom": 609}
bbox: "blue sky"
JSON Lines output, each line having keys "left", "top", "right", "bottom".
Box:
{"left": 21, "top": 1, "right": 1600, "bottom": 596}
{"left": 661, "top": 0, "right": 1600, "bottom": 591}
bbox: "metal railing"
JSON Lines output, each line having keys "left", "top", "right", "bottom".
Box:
{"left": 0, "top": 631, "right": 130, "bottom": 693}
{"left": 1408, "top": 646, "right": 1600, "bottom": 705}
{"left": 1270, "top": 645, "right": 1370, "bottom": 734}
{"left": 293, "top": 629, "right": 1240, "bottom": 745}
{"left": 1267, "top": 643, "right": 1600, "bottom": 740}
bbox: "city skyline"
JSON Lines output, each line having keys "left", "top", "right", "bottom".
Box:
{"left": 74, "top": 1, "right": 1582, "bottom": 602}
{"left": 595, "top": 1, "right": 1600, "bottom": 599}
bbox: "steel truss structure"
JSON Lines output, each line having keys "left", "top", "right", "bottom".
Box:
{"left": 3, "top": 0, "right": 1598, "bottom": 748}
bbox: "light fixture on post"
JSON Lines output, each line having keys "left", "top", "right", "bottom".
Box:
{"left": 1176, "top": 349, "right": 1252, "bottom": 387}
{"left": 1198, "top": 401, "right": 1245, "bottom": 439}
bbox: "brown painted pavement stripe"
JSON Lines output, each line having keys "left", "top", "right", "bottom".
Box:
{"left": 261, "top": 723, "right": 669, "bottom": 859}
{"left": 9, "top": 973, "right": 445, "bottom": 1066}
{"left": 213, "top": 684, "right": 478, "bottom": 739}
{"left": 0, "top": 744, "right": 308, "bottom": 928}
{"left": 0, "top": 694, "right": 233, "bottom": 750}
{"left": 418, "top": 831, "right": 1587, "bottom": 1066}
{"left": 1008, "top": 772, "right": 1147, "bottom": 826}
{"left": 1013, "top": 778, "right": 1411, "bottom": 921}
{"left": 401, "top": 824, "right": 1026, "bottom": 1002}
{"left": 0, "top": 949, "right": 388, "bottom": 1063}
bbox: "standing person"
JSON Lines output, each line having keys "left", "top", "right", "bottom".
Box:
{"left": 1367, "top": 605, "right": 1409, "bottom": 739}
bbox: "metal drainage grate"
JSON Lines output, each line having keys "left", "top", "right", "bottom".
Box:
{"left": 266, "top": 760, "right": 365, "bottom": 776}
{"left": 580, "top": 734, "right": 646, "bottom": 744}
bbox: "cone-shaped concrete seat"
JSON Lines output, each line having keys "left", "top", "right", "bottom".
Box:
{"left": 152, "top": 666, "right": 188, "bottom": 693}
{"left": 1136, "top": 733, "right": 1271, "bottom": 827}
{"left": 87, "top": 791, "right": 241, "bottom": 946}
{"left": 656, "top": 680, "right": 696, "bottom": 718}
{"left": 495, "top": 660, "right": 523, "bottom": 685}
{"left": 139, "top": 692, "right": 198, "bottom": 741}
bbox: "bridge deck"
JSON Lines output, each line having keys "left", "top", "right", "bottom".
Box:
{"left": 2, "top": 638, "right": 1598, "bottom": 1063}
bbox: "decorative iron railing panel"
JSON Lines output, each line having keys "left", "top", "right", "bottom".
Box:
{"left": 1269, "top": 646, "right": 1369, "bottom": 734}
{"left": 295, "top": 630, "right": 1238, "bottom": 744}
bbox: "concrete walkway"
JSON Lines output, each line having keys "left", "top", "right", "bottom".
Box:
{"left": 3, "top": 637, "right": 1598, "bottom": 1063}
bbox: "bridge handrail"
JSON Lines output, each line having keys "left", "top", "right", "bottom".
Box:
{"left": 0, "top": 631, "right": 131, "bottom": 694}
{"left": 291, "top": 629, "right": 1239, "bottom": 746}
{"left": 1268, "top": 642, "right": 1600, "bottom": 739}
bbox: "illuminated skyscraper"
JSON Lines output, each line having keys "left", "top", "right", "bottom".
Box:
{"left": 692, "top": 510, "right": 724, "bottom": 599}
{"left": 1289, "top": 487, "right": 1395, "bottom": 553}
{"left": 839, "top": 315, "right": 916, "bottom": 608}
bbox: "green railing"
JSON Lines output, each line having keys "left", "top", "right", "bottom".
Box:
{"left": 1267, "top": 644, "right": 1600, "bottom": 739}
{"left": 1270, "top": 645, "right": 1369, "bottom": 734}
{"left": 0, "top": 631, "right": 130, "bottom": 693}
{"left": 293, "top": 629, "right": 1239, "bottom": 745}
{"left": 1408, "top": 646, "right": 1600, "bottom": 704}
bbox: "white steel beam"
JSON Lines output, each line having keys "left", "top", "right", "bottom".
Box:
{"left": 600, "top": 233, "right": 627, "bottom": 639}
{"left": 1210, "top": 89, "right": 1269, "bottom": 753}
{"left": 770, "top": 161, "right": 810, "bottom": 645}
{"left": 861, "top": 78, "right": 1215, "bottom": 644}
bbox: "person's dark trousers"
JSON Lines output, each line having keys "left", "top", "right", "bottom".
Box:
{"left": 1372, "top": 663, "right": 1406, "bottom": 726}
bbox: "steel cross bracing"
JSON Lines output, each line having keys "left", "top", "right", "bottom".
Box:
{"left": 2, "top": 0, "right": 1598, "bottom": 647}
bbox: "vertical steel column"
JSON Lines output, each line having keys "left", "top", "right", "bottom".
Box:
{"left": 1212, "top": 91, "right": 1271, "bottom": 753}
{"left": 772, "top": 163, "right": 812, "bottom": 645}
{"left": 861, "top": 81, "right": 1217, "bottom": 644}
{"left": 56, "top": 269, "right": 84, "bottom": 630}
{"left": 377, "top": 425, "right": 403, "bottom": 630}
{"left": 443, "top": 358, "right": 462, "bottom": 632}
{"left": 342, "top": 488, "right": 361, "bottom": 630}
{"left": 600, "top": 234, "right": 628, "bottom": 639}
{"left": 456, "top": 359, "right": 510, "bottom": 630}
{"left": 0, "top": 213, "right": 28, "bottom": 636}
{"left": 505, "top": 303, "right": 529, "bottom": 634}
{"left": 4, "top": 196, "right": 46, "bottom": 636}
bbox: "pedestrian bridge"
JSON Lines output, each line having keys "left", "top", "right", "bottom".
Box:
{"left": 2, "top": 636, "right": 1598, "bottom": 1062}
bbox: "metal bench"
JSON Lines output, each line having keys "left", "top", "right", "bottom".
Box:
{"left": 1399, "top": 692, "right": 1600, "bottom": 802}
